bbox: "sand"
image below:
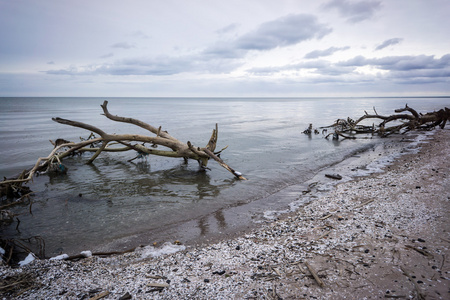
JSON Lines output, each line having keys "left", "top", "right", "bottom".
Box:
{"left": 1, "top": 128, "right": 449, "bottom": 299}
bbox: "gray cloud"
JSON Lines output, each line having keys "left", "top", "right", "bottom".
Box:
{"left": 338, "top": 54, "right": 450, "bottom": 71}
{"left": 46, "top": 56, "right": 192, "bottom": 76}
{"left": 111, "top": 42, "right": 135, "bottom": 49}
{"left": 323, "top": 0, "right": 382, "bottom": 23}
{"left": 336, "top": 54, "right": 450, "bottom": 84}
{"left": 45, "top": 52, "right": 240, "bottom": 77}
{"left": 248, "top": 59, "right": 355, "bottom": 76}
{"left": 375, "top": 38, "right": 403, "bottom": 50}
{"left": 46, "top": 14, "right": 332, "bottom": 77}
{"left": 304, "top": 46, "right": 350, "bottom": 59}
{"left": 234, "top": 14, "right": 332, "bottom": 51}
{"left": 128, "top": 30, "right": 149, "bottom": 39}
{"left": 248, "top": 54, "right": 450, "bottom": 85}
{"left": 100, "top": 53, "right": 114, "bottom": 59}
{"left": 203, "top": 14, "right": 332, "bottom": 60}
{"left": 215, "top": 23, "right": 240, "bottom": 35}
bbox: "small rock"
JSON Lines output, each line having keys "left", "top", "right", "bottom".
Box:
{"left": 213, "top": 270, "right": 226, "bottom": 275}
{"left": 325, "top": 174, "right": 342, "bottom": 180}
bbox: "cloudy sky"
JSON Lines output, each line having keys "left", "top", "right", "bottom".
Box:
{"left": 1, "top": 0, "right": 449, "bottom": 97}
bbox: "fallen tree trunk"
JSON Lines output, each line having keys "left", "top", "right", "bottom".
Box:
{"left": 315, "top": 104, "right": 449, "bottom": 140}
{"left": 0, "top": 101, "right": 246, "bottom": 198}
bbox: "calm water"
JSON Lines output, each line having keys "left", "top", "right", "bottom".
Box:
{"left": 0, "top": 97, "right": 448, "bottom": 256}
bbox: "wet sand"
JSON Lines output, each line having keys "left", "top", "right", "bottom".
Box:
{"left": 1, "top": 128, "right": 449, "bottom": 299}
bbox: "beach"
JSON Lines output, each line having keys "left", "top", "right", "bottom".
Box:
{"left": 1, "top": 128, "right": 449, "bottom": 299}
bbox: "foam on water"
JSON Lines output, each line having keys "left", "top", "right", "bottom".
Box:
{"left": 140, "top": 242, "right": 186, "bottom": 258}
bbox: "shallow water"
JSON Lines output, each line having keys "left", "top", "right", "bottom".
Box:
{"left": 0, "top": 97, "right": 448, "bottom": 256}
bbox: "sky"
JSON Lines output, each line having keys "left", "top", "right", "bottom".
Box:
{"left": 0, "top": 0, "right": 449, "bottom": 97}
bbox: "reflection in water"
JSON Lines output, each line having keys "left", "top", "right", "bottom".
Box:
{"left": 131, "top": 160, "right": 150, "bottom": 173}
{"left": 197, "top": 209, "right": 227, "bottom": 236}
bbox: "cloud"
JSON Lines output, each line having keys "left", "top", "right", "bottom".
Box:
{"left": 203, "top": 14, "right": 332, "bottom": 60}
{"left": 128, "top": 30, "right": 149, "bottom": 39}
{"left": 47, "top": 61, "right": 55, "bottom": 65}
{"left": 100, "top": 53, "right": 114, "bottom": 59}
{"left": 111, "top": 42, "right": 135, "bottom": 49}
{"left": 46, "top": 13, "right": 332, "bottom": 77}
{"left": 323, "top": 0, "right": 382, "bottom": 23}
{"left": 234, "top": 14, "right": 332, "bottom": 51}
{"left": 304, "top": 46, "right": 350, "bottom": 59}
{"left": 375, "top": 38, "right": 403, "bottom": 50}
{"left": 334, "top": 54, "right": 450, "bottom": 84}
{"left": 46, "top": 56, "right": 191, "bottom": 76}
{"left": 247, "top": 53, "right": 450, "bottom": 86}
{"left": 338, "top": 54, "right": 450, "bottom": 71}
{"left": 247, "top": 59, "right": 355, "bottom": 76}
{"left": 215, "top": 23, "right": 240, "bottom": 35}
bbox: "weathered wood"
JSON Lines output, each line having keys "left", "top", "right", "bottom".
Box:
{"left": 203, "top": 148, "right": 247, "bottom": 180}
{"left": 318, "top": 104, "right": 449, "bottom": 140}
{"left": 400, "top": 266, "right": 425, "bottom": 300}
{"left": 0, "top": 101, "right": 246, "bottom": 196}
{"left": 305, "top": 261, "right": 325, "bottom": 287}
{"left": 88, "top": 291, "right": 110, "bottom": 300}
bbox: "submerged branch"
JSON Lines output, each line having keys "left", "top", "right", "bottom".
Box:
{"left": 316, "top": 104, "right": 449, "bottom": 140}
{"left": 1, "top": 101, "right": 246, "bottom": 199}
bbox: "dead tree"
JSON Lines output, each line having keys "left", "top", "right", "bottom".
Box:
{"left": 318, "top": 104, "right": 449, "bottom": 140}
{"left": 0, "top": 101, "right": 246, "bottom": 199}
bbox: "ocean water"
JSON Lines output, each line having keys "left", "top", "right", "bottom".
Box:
{"left": 0, "top": 97, "right": 448, "bottom": 256}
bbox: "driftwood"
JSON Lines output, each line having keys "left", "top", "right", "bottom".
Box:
{"left": 305, "top": 104, "right": 449, "bottom": 140}
{"left": 305, "top": 261, "right": 325, "bottom": 288}
{"left": 0, "top": 101, "right": 246, "bottom": 199}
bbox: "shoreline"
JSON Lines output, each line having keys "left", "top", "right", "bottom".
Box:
{"left": 1, "top": 129, "right": 449, "bottom": 299}
{"left": 93, "top": 133, "right": 414, "bottom": 254}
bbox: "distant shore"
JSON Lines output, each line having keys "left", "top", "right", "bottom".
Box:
{"left": 1, "top": 128, "right": 449, "bottom": 299}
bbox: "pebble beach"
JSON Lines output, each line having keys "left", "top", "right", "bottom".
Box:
{"left": 1, "top": 128, "right": 449, "bottom": 299}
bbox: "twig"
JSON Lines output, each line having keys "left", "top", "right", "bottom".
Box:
{"left": 400, "top": 267, "right": 425, "bottom": 300}
{"left": 317, "top": 231, "right": 331, "bottom": 240}
{"left": 89, "top": 291, "right": 110, "bottom": 300}
{"left": 404, "top": 245, "right": 434, "bottom": 258}
{"left": 354, "top": 199, "right": 374, "bottom": 209}
{"left": 147, "top": 282, "right": 169, "bottom": 288}
{"left": 0, "top": 192, "right": 35, "bottom": 210}
{"left": 272, "top": 267, "right": 282, "bottom": 277}
{"left": 305, "top": 261, "right": 325, "bottom": 288}
{"left": 319, "top": 214, "right": 333, "bottom": 220}
{"left": 63, "top": 245, "right": 142, "bottom": 260}
{"left": 440, "top": 237, "right": 450, "bottom": 243}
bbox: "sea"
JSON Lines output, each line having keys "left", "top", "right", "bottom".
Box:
{"left": 0, "top": 97, "right": 448, "bottom": 257}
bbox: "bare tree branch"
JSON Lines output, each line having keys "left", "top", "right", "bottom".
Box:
{"left": 1, "top": 101, "right": 247, "bottom": 199}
